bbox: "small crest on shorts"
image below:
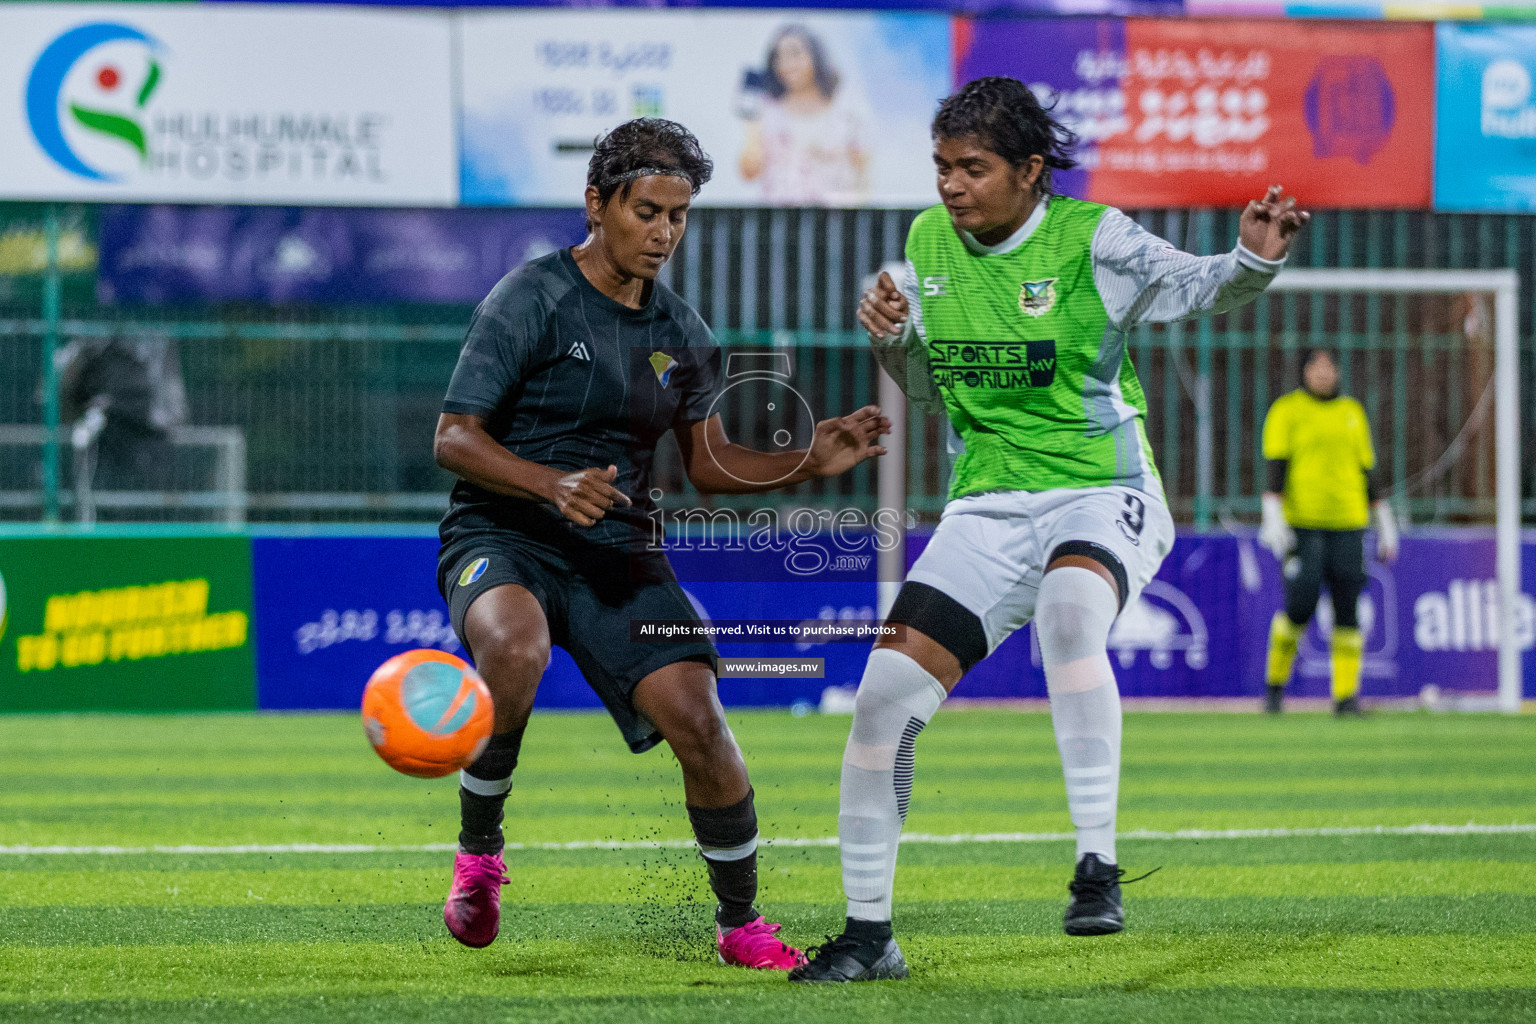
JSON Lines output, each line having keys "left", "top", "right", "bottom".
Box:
{"left": 649, "top": 351, "right": 678, "bottom": 387}
{"left": 1019, "top": 278, "right": 1058, "bottom": 318}
{"left": 458, "top": 558, "right": 489, "bottom": 588}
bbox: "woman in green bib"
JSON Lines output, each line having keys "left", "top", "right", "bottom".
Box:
{"left": 791, "top": 76, "right": 1309, "bottom": 984}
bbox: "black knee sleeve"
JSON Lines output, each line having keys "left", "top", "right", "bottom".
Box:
{"left": 888, "top": 581, "right": 987, "bottom": 673}
{"left": 458, "top": 727, "right": 525, "bottom": 855}
{"left": 1049, "top": 541, "right": 1129, "bottom": 612}
{"left": 687, "top": 788, "right": 759, "bottom": 929}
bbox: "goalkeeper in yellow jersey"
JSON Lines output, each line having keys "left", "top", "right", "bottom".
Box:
{"left": 1259, "top": 347, "right": 1398, "bottom": 716}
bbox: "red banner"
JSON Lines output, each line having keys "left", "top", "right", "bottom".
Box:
{"left": 1088, "top": 19, "right": 1433, "bottom": 209}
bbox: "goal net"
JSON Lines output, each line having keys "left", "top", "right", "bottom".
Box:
{"left": 1267, "top": 270, "right": 1523, "bottom": 714}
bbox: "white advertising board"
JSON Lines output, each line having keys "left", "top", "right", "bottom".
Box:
{"left": 458, "top": 10, "right": 951, "bottom": 207}
{"left": 0, "top": 4, "right": 457, "bottom": 205}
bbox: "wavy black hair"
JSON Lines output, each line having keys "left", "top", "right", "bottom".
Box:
{"left": 586, "top": 118, "right": 714, "bottom": 229}
{"left": 759, "top": 25, "right": 839, "bottom": 101}
{"left": 932, "top": 77, "right": 1078, "bottom": 197}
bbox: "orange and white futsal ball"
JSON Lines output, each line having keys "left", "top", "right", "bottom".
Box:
{"left": 361, "top": 649, "right": 494, "bottom": 778}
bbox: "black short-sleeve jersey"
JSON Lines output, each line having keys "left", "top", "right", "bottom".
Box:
{"left": 440, "top": 247, "right": 721, "bottom": 550}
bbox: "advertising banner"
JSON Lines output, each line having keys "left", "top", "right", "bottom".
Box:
{"left": 957, "top": 18, "right": 1433, "bottom": 208}
{"left": 1245, "top": 532, "right": 1536, "bottom": 700}
{"left": 917, "top": 533, "right": 1251, "bottom": 700}
{"left": 459, "top": 9, "right": 950, "bottom": 207}
{"left": 242, "top": 530, "right": 1536, "bottom": 713}
{"left": 96, "top": 206, "right": 587, "bottom": 304}
{"left": 1187, "top": 1, "right": 1536, "bottom": 18}
{"left": 248, "top": 531, "right": 1536, "bottom": 711}
{"left": 0, "top": 535, "right": 256, "bottom": 711}
{"left": 920, "top": 531, "right": 1535, "bottom": 702}
{"left": 250, "top": 536, "right": 878, "bottom": 712}
{"left": 0, "top": 202, "right": 97, "bottom": 306}
{"left": 1435, "top": 24, "right": 1536, "bottom": 212}
{"left": 252, "top": 536, "right": 477, "bottom": 711}
{"left": 0, "top": 4, "right": 457, "bottom": 205}
{"left": 218, "top": 1, "right": 1184, "bottom": 10}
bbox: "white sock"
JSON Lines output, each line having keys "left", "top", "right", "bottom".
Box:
{"left": 839, "top": 648, "right": 946, "bottom": 922}
{"left": 1036, "top": 567, "right": 1122, "bottom": 865}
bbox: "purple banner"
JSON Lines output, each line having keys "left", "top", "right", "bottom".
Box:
{"left": 953, "top": 17, "right": 1126, "bottom": 202}
{"left": 1260, "top": 531, "right": 1535, "bottom": 701}
{"left": 915, "top": 530, "right": 1535, "bottom": 702}
{"left": 98, "top": 205, "right": 587, "bottom": 305}
{"left": 251, "top": 536, "right": 879, "bottom": 712}
{"left": 249, "top": 531, "right": 1533, "bottom": 712}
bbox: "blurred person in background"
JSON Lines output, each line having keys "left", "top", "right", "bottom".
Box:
{"left": 431, "top": 118, "right": 888, "bottom": 968}
{"left": 57, "top": 333, "right": 187, "bottom": 495}
{"left": 1259, "top": 346, "right": 1398, "bottom": 717}
{"left": 791, "top": 76, "right": 1307, "bottom": 984}
{"left": 737, "top": 24, "right": 869, "bottom": 205}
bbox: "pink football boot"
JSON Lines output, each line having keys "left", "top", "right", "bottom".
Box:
{"left": 717, "top": 916, "right": 808, "bottom": 970}
{"left": 443, "top": 851, "right": 508, "bottom": 948}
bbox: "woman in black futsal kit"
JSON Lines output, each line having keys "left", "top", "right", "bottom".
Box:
{"left": 432, "top": 118, "right": 889, "bottom": 967}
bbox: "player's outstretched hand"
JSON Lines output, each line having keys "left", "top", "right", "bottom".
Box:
{"left": 858, "top": 271, "right": 909, "bottom": 340}
{"left": 548, "top": 464, "right": 631, "bottom": 527}
{"left": 806, "top": 405, "right": 890, "bottom": 477}
{"left": 1240, "top": 185, "right": 1310, "bottom": 262}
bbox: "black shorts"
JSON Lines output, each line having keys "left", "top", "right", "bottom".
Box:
{"left": 1283, "top": 528, "right": 1367, "bottom": 628}
{"left": 438, "top": 525, "right": 716, "bottom": 754}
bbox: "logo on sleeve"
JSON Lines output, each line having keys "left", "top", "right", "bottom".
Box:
{"left": 457, "top": 558, "right": 489, "bottom": 588}
{"left": 1019, "top": 278, "right": 1059, "bottom": 318}
{"left": 649, "top": 351, "right": 678, "bottom": 387}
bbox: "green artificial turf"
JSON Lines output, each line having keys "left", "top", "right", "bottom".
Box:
{"left": 0, "top": 709, "right": 1531, "bottom": 1022}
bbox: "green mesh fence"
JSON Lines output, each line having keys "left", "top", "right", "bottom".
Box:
{"left": 1, "top": 205, "right": 1532, "bottom": 525}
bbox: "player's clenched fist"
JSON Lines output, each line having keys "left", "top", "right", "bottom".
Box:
{"left": 547, "top": 464, "right": 631, "bottom": 527}
{"left": 858, "top": 271, "right": 909, "bottom": 340}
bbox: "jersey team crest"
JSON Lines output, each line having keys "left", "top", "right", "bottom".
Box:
{"left": 649, "top": 351, "right": 678, "bottom": 387}
{"left": 1019, "top": 278, "right": 1058, "bottom": 318}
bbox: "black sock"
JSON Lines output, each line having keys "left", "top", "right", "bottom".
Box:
{"left": 844, "top": 917, "right": 893, "bottom": 944}
{"left": 687, "top": 788, "right": 759, "bottom": 929}
{"left": 458, "top": 727, "right": 524, "bottom": 855}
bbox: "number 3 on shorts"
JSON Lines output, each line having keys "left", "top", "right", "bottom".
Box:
{"left": 1117, "top": 492, "right": 1146, "bottom": 546}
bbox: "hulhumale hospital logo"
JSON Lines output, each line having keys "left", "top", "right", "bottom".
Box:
{"left": 26, "top": 22, "right": 165, "bottom": 181}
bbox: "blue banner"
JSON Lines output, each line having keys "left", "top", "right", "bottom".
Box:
{"left": 250, "top": 532, "right": 1535, "bottom": 713}
{"left": 1436, "top": 23, "right": 1536, "bottom": 212}
{"left": 98, "top": 205, "right": 587, "bottom": 304}
{"left": 250, "top": 535, "right": 877, "bottom": 712}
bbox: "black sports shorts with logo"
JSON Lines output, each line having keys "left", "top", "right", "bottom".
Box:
{"left": 438, "top": 509, "right": 716, "bottom": 754}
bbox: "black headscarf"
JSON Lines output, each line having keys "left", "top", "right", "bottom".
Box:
{"left": 1299, "top": 346, "right": 1339, "bottom": 399}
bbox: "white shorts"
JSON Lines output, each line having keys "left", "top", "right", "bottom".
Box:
{"left": 907, "top": 487, "right": 1175, "bottom": 654}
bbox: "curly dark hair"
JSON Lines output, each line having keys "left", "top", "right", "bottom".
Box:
{"left": 586, "top": 118, "right": 714, "bottom": 227}
{"left": 932, "top": 77, "right": 1078, "bottom": 197}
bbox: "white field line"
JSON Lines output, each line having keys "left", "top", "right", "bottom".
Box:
{"left": 0, "top": 822, "right": 1531, "bottom": 856}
